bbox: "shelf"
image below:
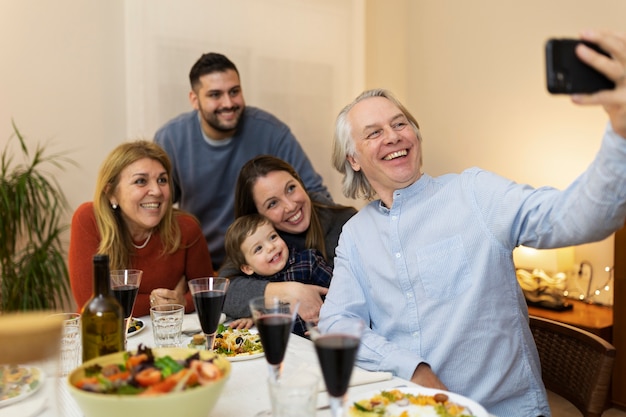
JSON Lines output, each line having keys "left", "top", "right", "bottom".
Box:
{"left": 527, "top": 298, "right": 613, "bottom": 342}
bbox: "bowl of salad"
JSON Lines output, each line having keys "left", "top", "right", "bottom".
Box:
{"left": 67, "top": 345, "right": 231, "bottom": 417}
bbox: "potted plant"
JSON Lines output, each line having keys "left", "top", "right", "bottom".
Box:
{"left": 0, "top": 120, "right": 75, "bottom": 311}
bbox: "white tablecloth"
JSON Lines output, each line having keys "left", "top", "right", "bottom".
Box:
{"left": 7, "top": 314, "right": 494, "bottom": 417}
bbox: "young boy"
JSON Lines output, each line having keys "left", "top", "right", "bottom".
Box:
{"left": 222, "top": 213, "right": 333, "bottom": 336}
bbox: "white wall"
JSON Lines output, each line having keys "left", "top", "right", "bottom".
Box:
{"left": 0, "top": 0, "right": 127, "bottom": 223}
{"left": 123, "top": 0, "right": 365, "bottom": 208}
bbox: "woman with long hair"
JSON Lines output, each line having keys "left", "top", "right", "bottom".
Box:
{"left": 69, "top": 140, "right": 214, "bottom": 316}
{"left": 220, "top": 155, "right": 356, "bottom": 322}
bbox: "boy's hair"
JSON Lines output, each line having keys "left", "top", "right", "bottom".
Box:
{"left": 224, "top": 213, "right": 272, "bottom": 270}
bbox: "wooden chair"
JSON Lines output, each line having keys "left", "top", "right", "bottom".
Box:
{"left": 529, "top": 315, "right": 616, "bottom": 417}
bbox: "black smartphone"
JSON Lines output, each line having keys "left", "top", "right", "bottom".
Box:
{"left": 545, "top": 38, "right": 615, "bottom": 94}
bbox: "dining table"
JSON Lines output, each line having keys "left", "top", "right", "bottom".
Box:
{"left": 4, "top": 313, "right": 496, "bottom": 417}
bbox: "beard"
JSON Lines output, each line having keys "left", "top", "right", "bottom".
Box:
{"left": 200, "top": 104, "right": 243, "bottom": 133}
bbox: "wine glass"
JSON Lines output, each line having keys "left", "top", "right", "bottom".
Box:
{"left": 309, "top": 316, "right": 364, "bottom": 417}
{"left": 110, "top": 269, "right": 143, "bottom": 347}
{"left": 188, "top": 277, "right": 230, "bottom": 350}
{"left": 249, "top": 296, "right": 300, "bottom": 382}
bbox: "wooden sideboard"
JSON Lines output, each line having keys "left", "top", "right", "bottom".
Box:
{"left": 527, "top": 299, "right": 613, "bottom": 342}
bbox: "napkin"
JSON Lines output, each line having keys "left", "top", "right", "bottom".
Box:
{"left": 181, "top": 313, "right": 225, "bottom": 334}
{"left": 181, "top": 314, "right": 202, "bottom": 334}
{"left": 294, "top": 363, "right": 393, "bottom": 392}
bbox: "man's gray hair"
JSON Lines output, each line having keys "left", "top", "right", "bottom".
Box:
{"left": 331, "top": 89, "right": 421, "bottom": 200}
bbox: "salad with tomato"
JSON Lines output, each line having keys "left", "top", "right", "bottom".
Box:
{"left": 74, "top": 345, "right": 225, "bottom": 396}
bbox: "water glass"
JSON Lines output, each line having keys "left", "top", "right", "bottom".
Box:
{"left": 47, "top": 312, "right": 82, "bottom": 376}
{"left": 268, "top": 370, "right": 319, "bottom": 417}
{"left": 150, "top": 304, "right": 184, "bottom": 347}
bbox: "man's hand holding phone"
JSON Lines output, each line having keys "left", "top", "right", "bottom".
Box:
{"left": 549, "top": 30, "right": 626, "bottom": 139}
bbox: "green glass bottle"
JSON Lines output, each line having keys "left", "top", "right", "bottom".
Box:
{"left": 81, "top": 254, "right": 124, "bottom": 362}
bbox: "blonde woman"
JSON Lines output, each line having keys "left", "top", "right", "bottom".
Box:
{"left": 69, "top": 140, "right": 213, "bottom": 316}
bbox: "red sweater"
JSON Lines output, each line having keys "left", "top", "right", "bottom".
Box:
{"left": 69, "top": 202, "right": 214, "bottom": 316}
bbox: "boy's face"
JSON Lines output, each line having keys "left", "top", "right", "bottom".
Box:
{"left": 240, "top": 222, "right": 289, "bottom": 276}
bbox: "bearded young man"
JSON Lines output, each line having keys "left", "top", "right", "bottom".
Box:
{"left": 155, "top": 52, "right": 331, "bottom": 271}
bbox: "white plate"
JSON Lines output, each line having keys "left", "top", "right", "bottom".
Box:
{"left": 127, "top": 318, "right": 145, "bottom": 337}
{"left": 226, "top": 352, "right": 265, "bottom": 362}
{"left": 0, "top": 366, "right": 44, "bottom": 408}
{"left": 348, "top": 386, "right": 488, "bottom": 417}
{"left": 213, "top": 327, "right": 263, "bottom": 361}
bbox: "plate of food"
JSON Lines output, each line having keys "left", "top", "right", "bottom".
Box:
{"left": 348, "top": 387, "right": 488, "bottom": 417}
{"left": 0, "top": 365, "right": 44, "bottom": 408}
{"left": 189, "top": 325, "right": 264, "bottom": 361}
{"left": 126, "top": 318, "right": 145, "bottom": 337}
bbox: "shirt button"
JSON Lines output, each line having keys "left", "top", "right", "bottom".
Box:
{"left": 392, "top": 215, "right": 398, "bottom": 220}
{"left": 406, "top": 292, "right": 413, "bottom": 298}
{"left": 395, "top": 253, "right": 401, "bottom": 258}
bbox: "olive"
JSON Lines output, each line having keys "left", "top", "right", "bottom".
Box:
{"left": 434, "top": 393, "right": 449, "bottom": 403}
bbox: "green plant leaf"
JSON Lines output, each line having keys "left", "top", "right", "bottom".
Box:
{"left": 0, "top": 121, "right": 74, "bottom": 312}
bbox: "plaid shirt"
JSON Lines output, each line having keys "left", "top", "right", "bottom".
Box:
{"left": 252, "top": 247, "right": 332, "bottom": 337}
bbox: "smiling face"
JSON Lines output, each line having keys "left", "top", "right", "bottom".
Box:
{"left": 346, "top": 96, "right": 422, "bottom": 206}
{"left": 189, "top": 69, "right": 245, "bottom": 140}
{"left": 110, "top": 157, "right": 170, "bottom": 240}
{"left": 251, "top": 170, "right": 312, "bottom": 235}
{"left": 239, "top": 221, "right": 289, "bottom": 276}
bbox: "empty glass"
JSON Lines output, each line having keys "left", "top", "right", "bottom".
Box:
{"left": 150, "top": 304, "right": 184, "bottom": 347}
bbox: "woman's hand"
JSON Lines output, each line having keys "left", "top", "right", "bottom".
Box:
{"left": 150, "top": 287, "right": 186, "bottom": 307}
{"left": 572, "top": 29, "right": 626, "bottom": 138}
{"left": 265, "top": 282, "right": 328, "bottom": 323}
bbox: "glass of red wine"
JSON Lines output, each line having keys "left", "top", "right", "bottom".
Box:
{"left": 110, "top": 269, "right": 143, "bottom": 347}
{"left": 188, "top": 277, "right": 230, "bottom": 350}
{"left": 309, "top": 316, "right": 364, "bottom": 417}
{"left": 249, "top": 296, "right": 300, "bottom": 382}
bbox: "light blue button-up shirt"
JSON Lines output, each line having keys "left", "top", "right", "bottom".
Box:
{"left": 320, "top": 125, "right": 626, "bottom": 417}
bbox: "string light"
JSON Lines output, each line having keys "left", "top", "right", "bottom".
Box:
{"left": 587, "top": 265, "right": 614, "bottom": 304}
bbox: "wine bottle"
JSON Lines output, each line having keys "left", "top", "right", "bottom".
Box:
{"left": 81, "top": 254, "right": 124, "bottom": 362}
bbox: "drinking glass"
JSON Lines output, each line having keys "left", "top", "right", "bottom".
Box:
{"left": 46, "top": 312, "right": 81, "bottom": 376}
{"left": 110, "top": 269, "right": 143, "bottom": 347}
{"left": 188, "top": 277, "right": 230, "bottom": 350}
{"left": 309, "top": 316, "right": 364, "bottom": 417}
{"left": 150, "top": 304, "right": 185, "bottom": 347}
{"left": 249, "top": 296, "right": 299, "bottom": 382}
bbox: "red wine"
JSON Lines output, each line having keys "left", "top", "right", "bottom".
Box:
{"left": 314, "top": 334, "right": 359, "bottom": 397}
{"left": 256, "top": 314, "right": 292, "bottom": 365}
{"left": 111, "top": 285, "right": 139, "bottom": 318}
{"left": 192, "top": 290, "right": 226, "bottom": 334}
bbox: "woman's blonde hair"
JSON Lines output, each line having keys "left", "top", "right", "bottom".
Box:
{"left": 93, "top": 140, "right": 181, "bottom": 269}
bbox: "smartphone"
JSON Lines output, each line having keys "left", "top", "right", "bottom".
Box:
{"left": 545, "top": 38, "right": 615, "bottom": 94}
